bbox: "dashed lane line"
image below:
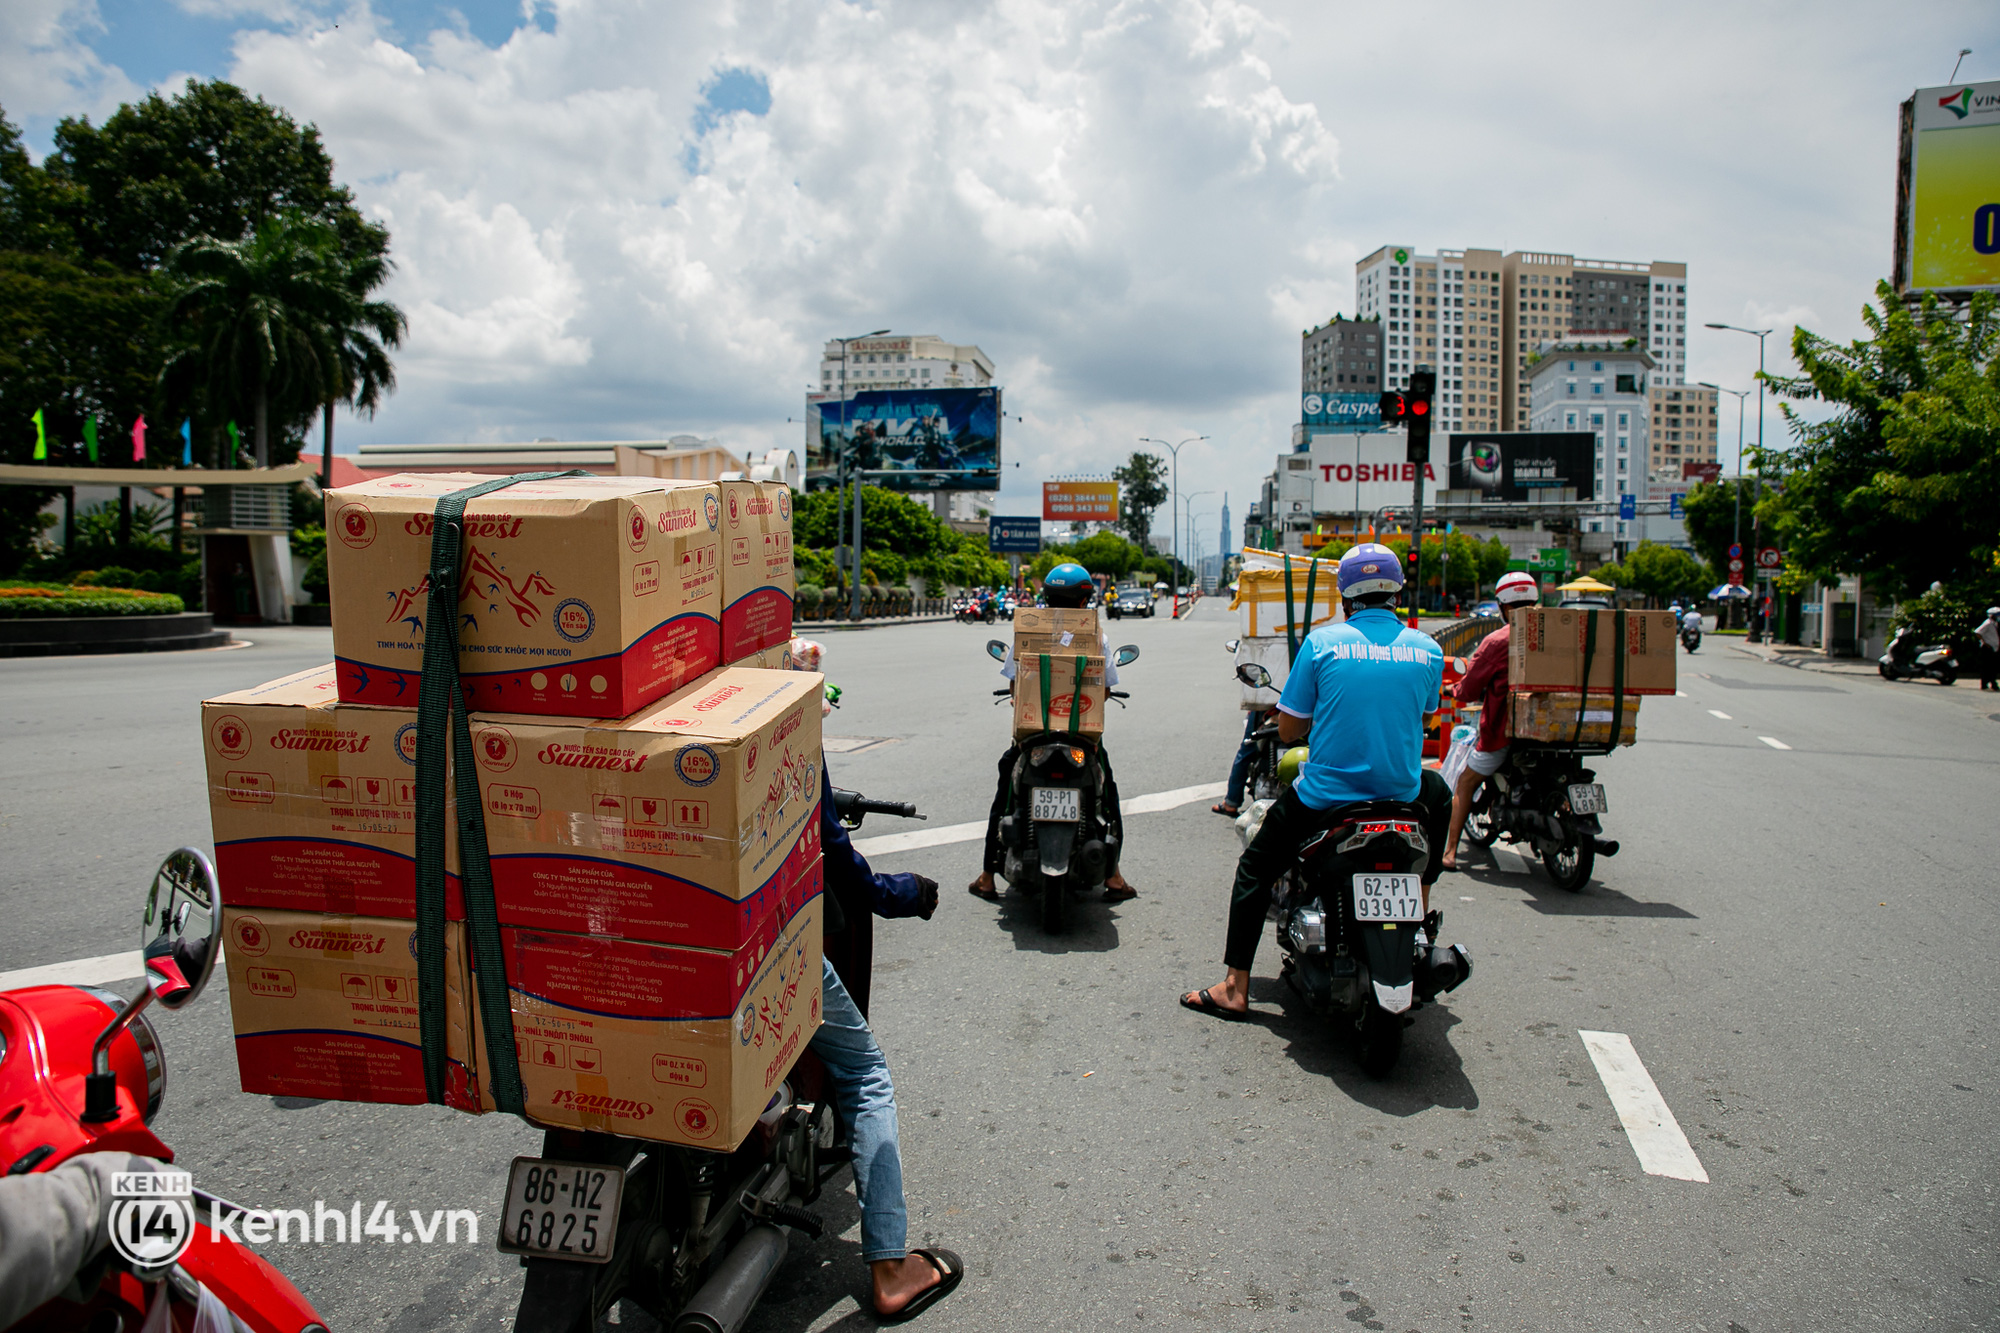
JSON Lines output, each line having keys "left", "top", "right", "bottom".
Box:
{"left": 1707, "top": 710, "right": 1733, "bottom": 720}
{"left": 1579, "top": 1030, "right": 1710, "bottom": 1183}
{"left": 1759, "top": 736, "right": 1792, "bottom": 750}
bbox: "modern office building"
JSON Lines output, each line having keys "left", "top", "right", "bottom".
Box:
{"left": 1645, "top": 382, "right": 1721, "bottom": 483}
{"left": 1525, "top": 344, "right": 1657, "bottom": 542}
{"left": 1299, "top": 315, "right": 1384, "bottom": 398}
{"left": 817, "top": 334, "right": 994, "bottom": 394}
{"left": 1356, "top": 244, "right": 1689, "bottom": 432}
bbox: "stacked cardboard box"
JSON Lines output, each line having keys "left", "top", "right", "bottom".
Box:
{"left": 1231, "top": 550, "right": 1341, "bottom": 640}
{"left": 1010, "top": 607, "right": 1106, "bottom": 738}
{"left": 718, "top": 479, "right": 796, "bottom": 663}
{"left": 209, "top": 471, "right": 820, "bottom": 1148}
{"left": 1504, "top": 607, "right": 1674, "bottom": 747}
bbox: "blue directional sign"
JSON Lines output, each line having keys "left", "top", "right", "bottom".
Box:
{"left": 988, "top": 515, "right": 1042, "bottom": 553}
{"left": 1618, "top": 494, "right": 1636, "bottom": 520}
{"left": 1669, "top": 492, "right": 1685, "bottom": 519}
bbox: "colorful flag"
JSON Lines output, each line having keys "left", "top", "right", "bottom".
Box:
{"left": 180, "top": 420, "right": 192, "bottom": 466}
{"left": 32, "top": 408, "right": 46, "bottom": 460}
{"left": 132, "top": 415, "right": 147, "bottom": 462}
{"left": 83, "top": 416, "right": 98, "bottom": 463}
{"left": 227, "top": 421, "right": 240, "bottom": 466}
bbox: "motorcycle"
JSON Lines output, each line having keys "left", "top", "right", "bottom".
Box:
{"left": 1459, "top": 745, "right": 1620, "bottom": 891}
{"left": 1878, "top": 626, "right": 1959, "bottom": 685}
{"left": 985, "top": 639, "right": 1139, "bottom": 933}
{"left": 1233, "top": 663, "right": 1471, "bottom": 1078}
{"left": 1223, "top": 640, "right": 1281, "bottom": 806}
{"left": 3, "top": 849, "right": 327, "bottom": 1332}
{"left": 1680, "top": 624, "right": 1701, "bottom": 653}
{"left": 511, "top": 784, "right": 923, "bottom": 1333}
{"left": 955, "top": 597, "right": 997, "bottom": 625}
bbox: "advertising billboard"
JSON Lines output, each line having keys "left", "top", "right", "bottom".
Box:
{"left": 806, "top": 387, "right": 1001, "bottom": 491}
{"left": 1291, "top": 433, "right": 1442, "bottom": 516}
{"left": 1681, "top": 461, "right": 1722, "bottom": 484}
{"left": 1896, "top": 80, "right": 2000, "bottom": 294}
{"left": 1043, "top": 481, "right": 1119, "bottom": 523}
{"left": 988, "top": 516, "right": 1042, "bottom": 553}
{"left": 1446, "top": 432, "right": 1597, "bottom": 503}
{"left": 1301, "top": 393, "right": 1383, "bottom": 430}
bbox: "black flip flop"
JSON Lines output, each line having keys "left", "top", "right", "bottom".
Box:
{"left": 967, "top": 880, "right": 1000, "bottom": 901}
{"left": 1210, "top": 802, "right": 1240, "bottom": 817}
{"left": 878, "top": 1247, "right": 964, "bottom": 1323}
{"left": 1179, "top": 988, "right": 1248, "bottom": 1022}
{"left": 1102, "top": 884, "right": 1137, "bottom": 902}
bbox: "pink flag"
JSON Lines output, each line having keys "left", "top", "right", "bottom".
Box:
{"left": 131, "top": 415, "right": 147, "bottom": 462}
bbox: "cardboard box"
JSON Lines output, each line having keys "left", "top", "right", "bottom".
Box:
{"left": 1507, "top": 608, "right": 1677, "bottom": 696}
{"left": 203, "top": 666, "right": 463, "bottom": 920}
{"left": 327, "top": 472, "right": 722, "bottom": 718}
{"left": 1011, "top": 606, "right": 1100, "bottom": 654}
{"left": 478, "top": 891, "right": 824, "bottom": 1149}
{"left": 1509, "top": 692, "right": 1642, "bottom": 746}
{"left": 222, "top": 908, "right": 479, "bottom": 1111}
{"left": 1232, "top": 555, "right": 1341, "bottom": 639}
{"left": 1012, "top": 652, "right": 1107, "bottom": 738}
{"left": 719, "top": 480, "right": 795, "bottom": 662}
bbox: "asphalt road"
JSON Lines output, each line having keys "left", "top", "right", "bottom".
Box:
{"left": 3, "top": 606, "right": 1997, "bottom": 1332}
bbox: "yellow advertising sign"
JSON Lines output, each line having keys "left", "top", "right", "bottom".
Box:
{"left": 1904, "top": 81, "right": 2000, "bottom": 293}
{"left": 1042, "top": 481, "right": 1119, "bottom": 522}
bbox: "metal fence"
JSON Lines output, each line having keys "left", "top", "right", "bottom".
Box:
{"left": 199, "top": 485, "right": 291, "bottom": 531}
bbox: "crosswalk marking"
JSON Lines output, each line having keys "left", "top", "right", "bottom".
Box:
{"left": 0, "top": 950, "right": 143, "bottom": 991}
{"left": 851, "top": 781, "right": 1227, "bottom": 858}
{"left": 1488, "top": 844, "right": 1533, "bottom": 875}
{"left": 1758, "top": 736, "right": 1791, "bottom": 750}
{"left": 1579, "top": 1030, "right": 1709, "bottom": 1183}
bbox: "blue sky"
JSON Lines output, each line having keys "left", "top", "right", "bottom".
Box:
{"left": 6, "top": 0, "right": 1998, "bottom": 526}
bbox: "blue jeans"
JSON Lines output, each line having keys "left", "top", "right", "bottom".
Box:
{"left": 809, "top": 958, "right": 906, "bottom": 1262}
{"left": 1225, "top": 711, "right": 1260, "bottom": 807}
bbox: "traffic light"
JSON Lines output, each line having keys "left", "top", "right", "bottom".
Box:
{"left": 1404, "top": 368, "right": 1435, "bottom": 463}
{"left": 1378, "top": 390, "right": 1407, "bottom": 422}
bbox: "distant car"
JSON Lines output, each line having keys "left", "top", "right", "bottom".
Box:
{"left": 1112, "top": 588, "right": 1154, "bottom": 618}
{"left": 1473, "top": 600, "right": 1502, "bottom": 618}
{"left": 1560, "top": 595, "right": 1613, "bottom": 610}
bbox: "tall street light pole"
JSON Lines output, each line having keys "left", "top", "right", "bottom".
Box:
{"left": 833, "top": 328, "right": 891, "bottom": 620}
{"left": 1698, "top": 383, "right": 1752, "bottom": 604}
{"left": 1705, "top": 324, "right": 1773, "bottom": 635}
{"left": 1140, "top": 435, "right": 1208, "bottom": 619}
{"left": 1181, "top": 492, "right": 1216, "bottom": 594}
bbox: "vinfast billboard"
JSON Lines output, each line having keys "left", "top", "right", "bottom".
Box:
{"left": 807, "top": 387, "right": 1001, "bottom": 491}
{"left": 1446, "top": 432, "right": 1596, "bottom": 502}
{"left": 1895, "top": 80, "right": 2000, "bottom": 294}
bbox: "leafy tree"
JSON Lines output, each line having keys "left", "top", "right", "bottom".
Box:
{"left": 1110, "top": 452, "right": 1168, "bottom": 550}
{"left": 1027, "top": 532, "right": 1147, "bottom": 582}
{"left": 791, "top": 485, "right": 1005, "bottom": 591}
{"left": 1595, "top": 541, "right": 1711, "bottom": 606}
{"left": 1891, "top": 582, "right": 1994, "bottom": 654}
{"left": 1678, "top": 478, "right": 1760, "bottom": 579}
{"left": 1763, "top": 281, "right": 1998, "bottom": 599}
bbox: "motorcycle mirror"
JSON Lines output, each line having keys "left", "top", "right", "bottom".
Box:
{"left": 986, "top": 639, "right": 1009, "bottom": 662}
{"left": 1236, "top": 662, "right": 1273, "bottom": 689}
{"left": 1223, "top": 638, "right": 1240, "bottom": 653}
{"left": 1114, "top": 645, "right": 1140, "bottom": 666}
{"left": 139, "top": 848, "right": 219, "bottom": 1011}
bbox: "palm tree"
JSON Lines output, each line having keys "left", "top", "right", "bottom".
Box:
{"left": 159, "top": 213, "right": 353, "bottom": 466}
{"left": 317, "top": 242, "right": 406, "bottom": 488}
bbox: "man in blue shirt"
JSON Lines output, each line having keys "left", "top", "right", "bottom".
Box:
{"left": 1181, "top": 543, "right": 1456, "bottom": 1020}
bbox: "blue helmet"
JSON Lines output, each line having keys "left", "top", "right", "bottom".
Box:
{"left": 1042, "top": 562, "right": 1093, "bottom": 607}
{"left": 1337, "top": 543, "right": 1404, "bottom": 599}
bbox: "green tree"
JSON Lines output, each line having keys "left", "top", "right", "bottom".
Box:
{"left": 1597, "top": 541, "right": 1710, "bottom": 606}
{"left": 1110, "top": 451, "right": 1168, "bottom": 550}
{"left": 1764, "top": 280, "right": 1998, "bottom": 598}
{"left": 1678, "top": 478, "right": 1759, "bottom": 578}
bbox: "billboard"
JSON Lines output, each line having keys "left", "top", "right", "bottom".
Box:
{"left": 988, "top": 515, "right": 1042, "bottom": 553}
{"left": 1896, "top": 80, "right": 2000, "bottom": 293}
{"left": 1446, "top": 433, "right": 1596, "bottom": 502}
{"left": 1301, "top": 392, "right": 1383, "bottom": 430}
{"left": 1681, "top": 461, "right": 1722, "bottom": 484}
{"left": 1291, "top": 432, "right": 1442, "bottom": 516}
{"left": 1043, "top": 481, "right": 1118, "bottom": 523}
{"left": 806, "top": 387, "right": 1001, "bottom": 491}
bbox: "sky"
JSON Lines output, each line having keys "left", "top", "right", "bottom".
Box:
{"left": 6, "top": 0, "right": 1997, "bottom": 552}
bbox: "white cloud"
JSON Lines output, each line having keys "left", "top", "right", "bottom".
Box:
{"left": 0, "top": 0, "right": 138, "bottom": 133}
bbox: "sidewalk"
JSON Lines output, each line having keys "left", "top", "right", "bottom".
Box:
{"left": 1726, "top": 638, "right": 1881, "bottom": 677}
{"left": 801, "top": 613, "right": 956, "bottom": 632}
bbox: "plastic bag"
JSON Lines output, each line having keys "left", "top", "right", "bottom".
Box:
{"left": 1440, "top": 726, "right": 1476, "bottom": 788}
{"left": 1235, "top": 797, "right": 1275, "bottom": 848}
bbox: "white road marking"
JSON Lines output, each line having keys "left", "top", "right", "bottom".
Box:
{"left": 1707, "top": 710, "right": 1732, "bottom": 720}
{"left": 851, "top": 781, "right": 1227, "bottom": 858}
{"left": 1488, "top": 845, "right": 1533, "bottom": 875}
{"left": 1758, "top": 736, "right": 1792, "bottom": 750}
{"left": 1578, "top": 1030, "right": 1709, "bottom": 1183}
{"left": 0, "top": 950, "right": 142, "bottom": 991}
{"left": 1675, "top": 690, "right": 1688, "bottom": 697}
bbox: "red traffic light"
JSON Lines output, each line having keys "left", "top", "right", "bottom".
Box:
{"left": 1378, "top": 391, "right": 1407, "bottom": 420}
{"left": 1408, "top": 398, "right": 1430, "bottom": 417}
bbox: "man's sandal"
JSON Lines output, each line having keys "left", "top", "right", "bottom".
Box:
{"left": 877, "top": 1248, "right": 965, "bottom": 1323}
{"left": 1211, "top": 802, "right": 1240, "bottom": 816}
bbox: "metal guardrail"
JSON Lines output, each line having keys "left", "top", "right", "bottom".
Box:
{"left": 1426, "top": 614, "right": 1504, "bottom": 659}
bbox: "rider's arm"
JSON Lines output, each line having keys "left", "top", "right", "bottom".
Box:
{"left": 0, "top": 1152, "right": 155, "bottom": 1330}
{"left": 1273, "top": 632, "right": 1321, "bottom": 747}
{"left": 1277, "top": 711, "right": 1310, "bottom": 745}
{"left": 1454, "top": 629, "right": 1508, "bottom": 704}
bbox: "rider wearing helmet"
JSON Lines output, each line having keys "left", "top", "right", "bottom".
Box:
{"left": 1440, "top": 570, "right": 1540, "bottom": 870}
{"left": 1180, "top": 543, "right": 1453, "bottom": 1020}
{"left": 969, "top": 563, "right": 1135, "bottom": 903}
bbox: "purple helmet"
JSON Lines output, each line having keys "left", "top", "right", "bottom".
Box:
{"left": 1337, "top": 542, "right": 1404, "bottom": 598}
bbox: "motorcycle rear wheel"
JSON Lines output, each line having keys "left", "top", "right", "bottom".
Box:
{"left": 1356, "top": 1004, "right": 1403, "bottom": 1078}
{"left": 1938, "top": 668, "right": 1958, "bottom": 686}
{"left": 1463, "top": 783, "right": 1497, "bottom": 848}
{"left": 1041, "top": 873, "right": 1068, "bottom": 932}
{"left": 1878, "top": 662, "right": 1896, "bottom": 680}
{"left": 1542, "top": 838, "right": 1594, "bottom": 891}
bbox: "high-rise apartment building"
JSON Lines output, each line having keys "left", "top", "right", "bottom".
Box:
{"left": 818, "top": 334, "right": 994, "bottom": 394}
{"left": 1299, "top": 316, "right": 1382, "bottom": 397}
{"left": 1645, "top": 383, "right": 1720, "bottom": 482}
{"left": 1357, "top": 245, "right": 1689, "bottom": 432}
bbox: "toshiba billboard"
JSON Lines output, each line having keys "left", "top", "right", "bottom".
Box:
{"left": 1286, "top": 434, "right": 1443, "bottom": 517}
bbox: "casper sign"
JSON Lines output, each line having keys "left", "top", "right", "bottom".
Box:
{"left": 1287, "top": 433, "right": 1441, "bottom": 516}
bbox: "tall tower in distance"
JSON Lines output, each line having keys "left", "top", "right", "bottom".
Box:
{"left": 1220, "top": 494, "right": 1232, "bottom": 557}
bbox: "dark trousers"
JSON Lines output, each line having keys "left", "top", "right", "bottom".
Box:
{"left": 1223, "top": 770, "right": 1451, "bottom": 971}
{"left": 983, "top": 741, "right": 1124, "bottom": 875}
{"left": 1224, "top": 711, "right": 1261, "bottom": 808}
{"left": 1981, "top": 645, "right": 1999, "bottom": 690}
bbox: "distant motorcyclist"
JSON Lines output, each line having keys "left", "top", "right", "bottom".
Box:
{"left": 1180, "top": 544, "right": 1452, "bottom": 1020}
{"left": 968, "top": 562, "right": 1135, "bottom": 903}
{"left": 1681, "top": 605, "right": 1704, "bottom": 635}
{"left": 1440, "top": 571, "right": 1541, "bottom": 871}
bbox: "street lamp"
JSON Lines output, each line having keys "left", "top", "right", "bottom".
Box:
{"left": 1704, "top": 323, "right": 1774, "bottom": 636}
{"left": 1698, "top": 382, "right": 1752, "bottom": 611}
{"left": 831, "top": 328, "right": 891, "bottom": 619}
{"left": 1139, "top": 435, "right": 1208, "bottom": 618}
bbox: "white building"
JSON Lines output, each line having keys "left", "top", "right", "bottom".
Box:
{"left": 1526, "top": 345, "right": 1655, "bottom": 545}
{"left": 817, "top": 334, "right": 994, "bottom": 394}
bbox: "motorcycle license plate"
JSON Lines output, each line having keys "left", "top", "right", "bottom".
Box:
{"left": 1567, "top": 783, "right": 1608, "bottom": 815}
{"left": 496, "top": 1157, "right": 624, "bottom": 1264}
{"left": 1352, "top": 874, "right": 1423, "bottom": 922}
{"left": 1031, "top": 787, "right": 1080, "bottom": 822}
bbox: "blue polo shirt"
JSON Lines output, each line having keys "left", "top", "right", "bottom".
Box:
{"left": 1276, "top": 608, "right": 1443, "bottom": 809}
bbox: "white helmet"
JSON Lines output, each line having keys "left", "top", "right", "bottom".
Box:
{"left": 1495, "top": 571, "right": 1540, "bottom": 607}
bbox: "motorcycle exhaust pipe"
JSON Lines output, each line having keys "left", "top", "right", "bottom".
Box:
{"left": 671, "top": 1224, "right": 789, "bottom": 1333}
{"left": 1593, "top": 837, "right": 1620, "bottom": 857}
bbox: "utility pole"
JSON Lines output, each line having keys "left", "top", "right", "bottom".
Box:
{"left": 1379, "top": 368, "right": 1435, "bottom": 626}
{"left": 1139, "top": 435, "right": 1207, "bottom": 618}
{"left": 831, "top": 328, "right": 890, "bottom": 620}
{"left": 1704, "top": 324, "right": 1772, "bottom": 637}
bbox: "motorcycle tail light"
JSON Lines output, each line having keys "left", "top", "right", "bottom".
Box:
{"left": 1335, "top": 820, "right": 1428, "bottom": 855}
{"left": 1030, "top": 745, "right": 1087, "bottom": 768}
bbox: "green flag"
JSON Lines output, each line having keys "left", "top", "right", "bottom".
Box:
{"left": 32, "top": 409, "right": 46, "bottom": 460}
{"left": 227, "top": 420, "right": 240, "bottom": 467}
{"left": 83, "top": 416, "right": 98, "bottom": 463}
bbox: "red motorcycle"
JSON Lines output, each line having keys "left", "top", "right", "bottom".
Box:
{"left": 2, "top": 849, "right": 327, "bottom": 1332}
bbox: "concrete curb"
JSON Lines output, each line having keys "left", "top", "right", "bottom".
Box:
{"left": 799, "top": 614, "right": 958, "bottom": 632}
{"left": 0, "top": 611, "right": 235, "bottom": 657}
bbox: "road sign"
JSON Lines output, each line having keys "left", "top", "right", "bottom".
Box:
{"left": 1728, "top": 557, "right": 1745, "bottom": 573}
{"left": 1728, "top": 543, "right": 1742, "bottom": 559}
{"left": 1756, "top": 546, "right": 1781, "bottom": 570}
{"left": 988, "top": 515, "right": 1041, "bottom": 553}
{"left": 1669, "top": 492, "right": 1685, "bottom": 519}
{"left": 1618, "top": 494, "right": 1636, "bottom": 520}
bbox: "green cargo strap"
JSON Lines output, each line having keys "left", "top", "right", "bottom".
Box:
{"left": 1572, "top": 609, "right": 1597, "bottom": 749}
{"left": 1039, "top": 652, "right": 1052, "bottom": 732}
{"left": 415, "top": 470, "right": 585, "bottom": 1112}
{"left": 1283, "top": 560, "right": 1298, "bottom": 664}
{"left": 1069, "top": 654, "right": 1085, "bottom": 731}
{"left": 1608, "top": 608, "right": 1628, "bottom": 749}
{"left": 1300, "top": 558, "right": 1318, "bottom": 663}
